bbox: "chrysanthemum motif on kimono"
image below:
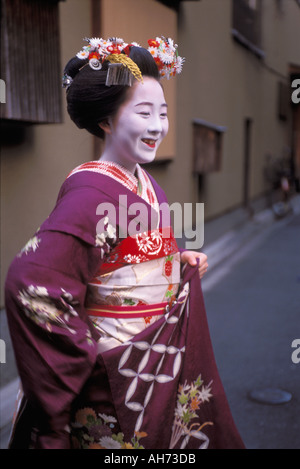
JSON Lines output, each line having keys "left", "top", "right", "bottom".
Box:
{"left": 17, "top": 235, "right": 41, "bottom": 257}
{"left": 135, "top": 231, "right": 163, "bottom": 255}
{"left": 17, "top": 285, "right": 79, "bottom": 334}
{"left": 123, "top": 253, "right": 148, "bottom": 264}
{"left": 135, "top": 230, "right": 178, "bottom": 258}
{"left": 170, "top": 375, "right": 214, "bottom": 449}
{"left": 95, "top": 216, "right": 118, "bottom": 258}
{"left": 70, "top": 407, "right": 147, "bottom": 449}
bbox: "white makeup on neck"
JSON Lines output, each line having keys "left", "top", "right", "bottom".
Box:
{"left": 99, "top": 77, "right": 169, "bottom": 173}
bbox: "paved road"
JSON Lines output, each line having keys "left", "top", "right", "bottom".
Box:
{"left": 1, "top": 198, "right": 299, "bottom": 449}
{"left": 201, "top": 208, "right": 300, "bottom": 449}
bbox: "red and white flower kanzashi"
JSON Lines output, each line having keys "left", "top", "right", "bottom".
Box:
{"left": 73, "top": 36, "right": 184, "bottom": 78}
{"left": 76, "top": 37, "right": 140, "bottom": 70}
{"left": 147, "top": 37, "right": 185, "bottom": 79}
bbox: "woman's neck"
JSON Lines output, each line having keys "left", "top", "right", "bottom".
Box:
{"left": 98, "top": 152, "right": 137, "bottom": 175}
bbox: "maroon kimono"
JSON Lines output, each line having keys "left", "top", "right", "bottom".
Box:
{"left": 5, "top": 167, "right": 244, "bottom": 449}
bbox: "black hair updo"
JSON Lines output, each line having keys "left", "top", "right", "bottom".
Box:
{"left": 64, "top": 46, "right": 160, "bottom": 139}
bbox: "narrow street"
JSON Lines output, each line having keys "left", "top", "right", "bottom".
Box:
{"left": 202, "top": 199, "right": 300, "bottom": 449}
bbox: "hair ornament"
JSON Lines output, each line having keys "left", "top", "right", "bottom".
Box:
{"left": 62, "top": 73, "right": 73, "bottom": 90}
{"left": 73, "top": 37, "right": 143, "bottom": 86}
{"left": 63, "top": 36, "right": 184, "bottom": 88}
{"left": 147, "top": 37, "right": 184, "bottom": 79}
{"left": 105, "top": 53, "right": 143, "bottom": 86}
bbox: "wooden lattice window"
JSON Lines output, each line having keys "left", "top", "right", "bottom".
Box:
{"left": 0, "top": 0, "right": 63, "bottom": 123}
{"left": 193, "top": 119, "right": 226, "bottom": 174}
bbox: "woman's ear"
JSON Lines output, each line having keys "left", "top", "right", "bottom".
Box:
{"left": 99, "top": 119, "right": 111, "bottom": 135}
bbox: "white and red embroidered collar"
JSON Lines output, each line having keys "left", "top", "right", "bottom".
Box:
{"left": 67, "top": 160, "right": 159, "bottom": 212}
{"left": 67, "top": 160, "right": 137, "bottom": 192}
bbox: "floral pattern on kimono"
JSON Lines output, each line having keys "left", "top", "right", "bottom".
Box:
{"left": 70, "top": 408, "right": 147, "bottom": 449}
{"left": 5, "top": 163, "right": 172, "bottom": 448}
{"left": 5, "top": 162, "right": 245, "bottom": 449}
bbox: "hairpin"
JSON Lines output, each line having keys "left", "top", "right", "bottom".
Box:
{"left": 62, "top": 36, "right": 184, "bottom": 89}
{"left": 62, "top": 73, "right": 73, "bottom": 89}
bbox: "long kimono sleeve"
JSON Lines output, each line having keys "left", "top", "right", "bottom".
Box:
{"left": 5, "top": 228, "right": 104, "bottom": 448}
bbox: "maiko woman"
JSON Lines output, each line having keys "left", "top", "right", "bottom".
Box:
{"left": 5, "top": 37, "right": 244, "bottom": 449}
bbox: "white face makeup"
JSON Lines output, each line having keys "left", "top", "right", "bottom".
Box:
{"left": 99, "top": 77, "right": 169, "bottom": 172}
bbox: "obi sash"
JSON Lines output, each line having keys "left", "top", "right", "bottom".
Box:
{"left": 85, "top": 227, "right": 180, "bottom": 321}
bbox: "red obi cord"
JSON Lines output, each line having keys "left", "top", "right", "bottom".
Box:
{"left": 86, "top": 301, "right": 169, "bottom": 319}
